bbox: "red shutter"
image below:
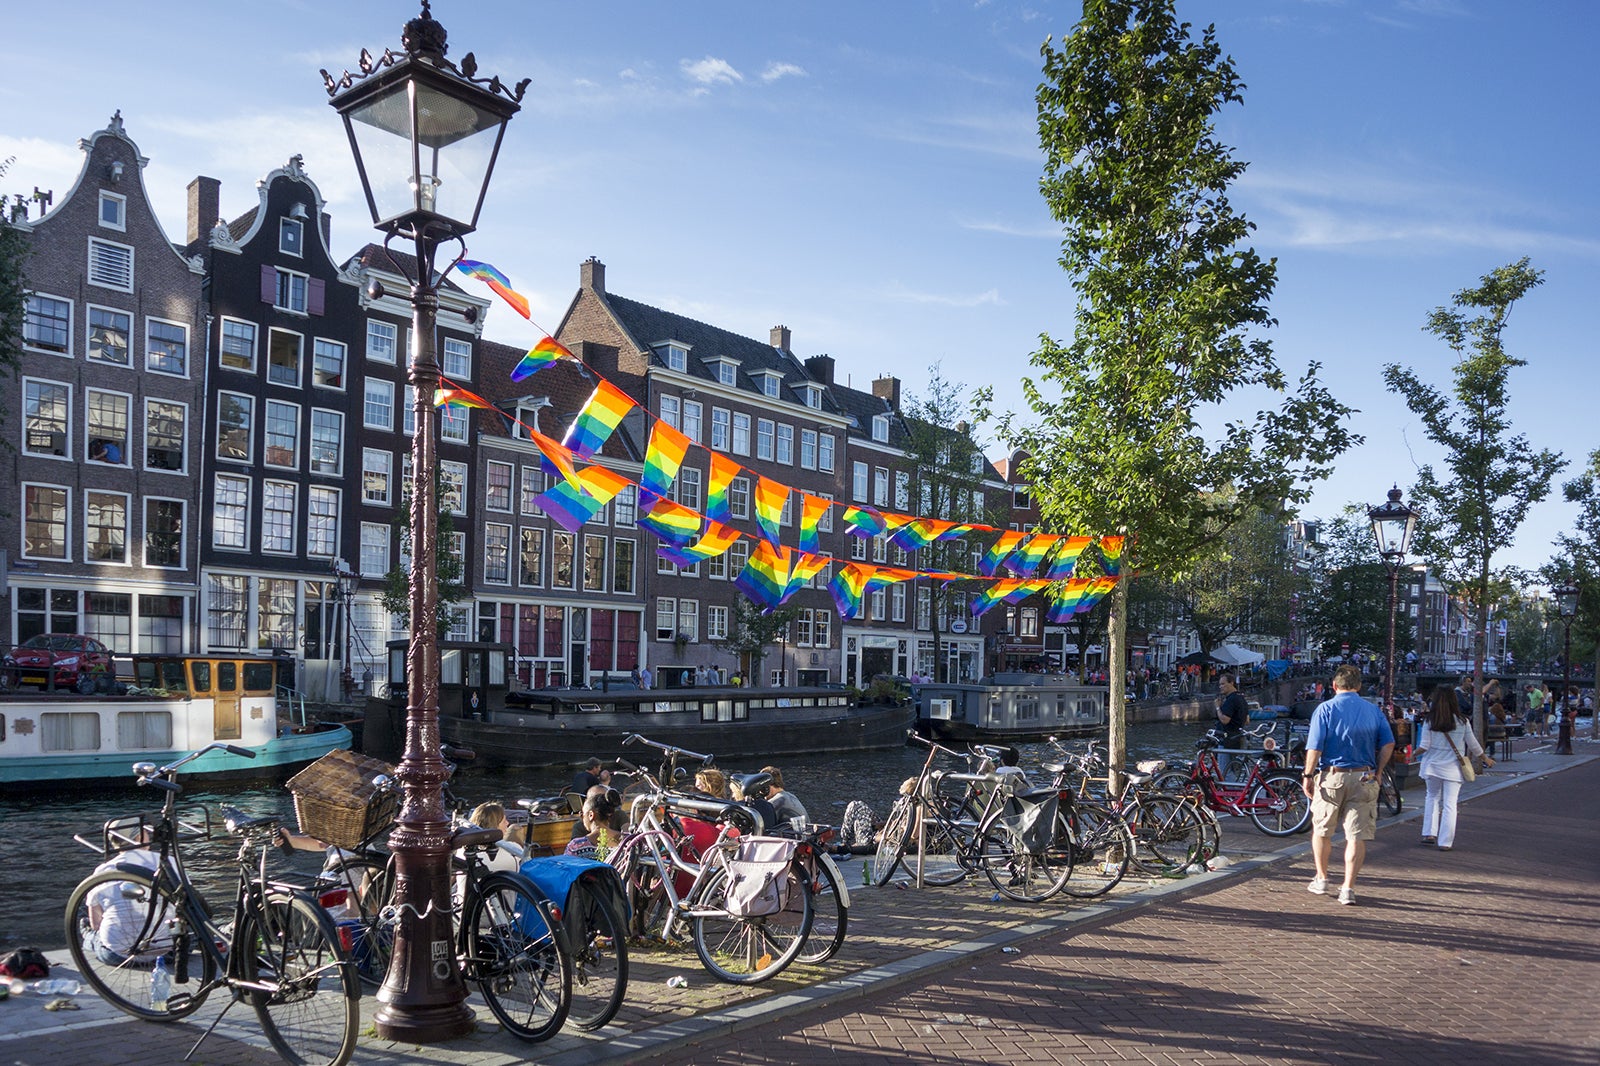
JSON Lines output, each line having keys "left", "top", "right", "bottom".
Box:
{"left": 260, "top": 264, "right": 276, "bottom": 304}
{"left": 308, "top": 278, "right": 326, "bottom": 316}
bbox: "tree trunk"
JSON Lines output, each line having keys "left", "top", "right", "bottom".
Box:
{"left": 1107, "top": 573, "right": 1129, "bottom": 795}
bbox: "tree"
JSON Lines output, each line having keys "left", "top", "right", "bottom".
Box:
{"left": 715, "top": 599, "right": 800, "bottom": 684}
{"left": 380, "top": 467, "right": 468, "bottom": 640}
{"left": 1300, "top": 506, "right": 1414, "bottom": 663}
{"left": 992, "top": 0, "right": 1358, "bottom": 780}
{"left": 1550, "top": 447, "right": 1600, "bottom": 735}
{"left": 1159, "top": 504, "right": 1302, "bottom": 658}
{"left": 1383, "top": 259, "right": 1565, "bottom": 735}
{"left": 0, "top": 157, "right": 29, "bottom": 442}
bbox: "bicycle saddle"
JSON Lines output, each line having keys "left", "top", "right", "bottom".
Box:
{"left": 1125, "top": 770, "right": 1154, "bottom": 786}
{"left": 450, "top": 825, "right": 502, "bottom": 850}
{"left": 221, "top": 806, "right": 277, "bottom": 835}
{"left": 728, "top": 772, "right": 772, "bottom": 798}
{"left": 1040, "top": 762, "right": 1066, "bottom": 775}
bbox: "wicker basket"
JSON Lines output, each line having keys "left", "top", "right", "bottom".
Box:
{"left": 286, "top": 749, "right": 398, "bottom": 849}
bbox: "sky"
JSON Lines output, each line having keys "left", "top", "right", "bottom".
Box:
{"left": 3, "top": 0, "right": 1594, "bottom": 574}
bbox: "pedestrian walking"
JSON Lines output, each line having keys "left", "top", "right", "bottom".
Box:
{"left": 1416, "top": 686, "right": 1491, "bottom": 850}
{"left": 1301, "top": 663, "right": 1396, "bottom": 906}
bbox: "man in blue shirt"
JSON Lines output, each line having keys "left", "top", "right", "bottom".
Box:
{"left": 1302, "top": 664, "right": 1395, "bottom": 906}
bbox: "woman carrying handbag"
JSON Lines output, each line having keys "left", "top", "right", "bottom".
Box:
{"left": 1416, "top": 686, "right": 1492, "bottom": 850}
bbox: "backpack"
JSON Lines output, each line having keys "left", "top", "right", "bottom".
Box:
{"left": 722, "top": 837, "right": 797, "bottom": 917}
{"left": 0, "top": 948, "right": 50, "bottom": 980}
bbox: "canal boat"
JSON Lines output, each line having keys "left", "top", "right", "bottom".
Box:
{"left": 915, "top": 671, "right": 1108, "bottom": 742}
{"left": 365, "top": 640, "right": 916, "bottom": 768}
{"left": 0, "top": 653, "right": 352, "bottom": 786}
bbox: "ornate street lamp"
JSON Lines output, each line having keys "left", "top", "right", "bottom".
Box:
{"left": 323, "top": 2, "right": 524, "bottom": 1041}
{"left": 1368, "top": 486, "right": 1418, "bottom": 715}
{"left": 1554, "top": 582, "right": 1579, "bottom": 756}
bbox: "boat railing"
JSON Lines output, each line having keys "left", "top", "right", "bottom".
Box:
{"left": 276, "top": 683, "right": 310, "bottom": 728}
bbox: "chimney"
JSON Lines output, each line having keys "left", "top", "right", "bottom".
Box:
{"left": 581, "top": 256, "right": 606, "bottom": 294}
{"left": 187, "top": 176, "right": 220, "bottom": 245}
{"left": 872, "top": 375, "right": 901, "bottom": 411}
{"left": 804, "top": 354, "right": 835, "bottom": 385}
{"left": 770, "top": 325, "right": 791, "bottom": 351}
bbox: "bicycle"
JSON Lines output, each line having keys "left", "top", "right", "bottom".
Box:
{"left": 606, "top": 735, "right": 815, "bottom": 983}
{"left": 1153, "top": 727, "right": 1312, "bottom": 836}
{"left": 1049, "top": 739, "right": 1219, "bottom": 876}
{"left": 65, "top": 742, "right": 359, "bottom": 1066}
{"left": 873, "top": 732, "right": 1074, "bottom": 903}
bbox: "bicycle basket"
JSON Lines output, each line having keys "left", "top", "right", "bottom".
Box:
{"left": 74, "top": 805, "right": 214, "bottom": 857}
{"left": 287, "top": 749, "right": 398, "bottom": 848}
{"left": 722, "top": 837, "right": 797, "bottom": 917}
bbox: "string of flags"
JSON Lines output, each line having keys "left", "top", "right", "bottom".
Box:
{"left": 445, "top": 261, "right": 1129, "bottom": 619}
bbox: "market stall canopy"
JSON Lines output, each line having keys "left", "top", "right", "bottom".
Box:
{"left": 1211, "top": 644, "right": 1266, "bottom": 667}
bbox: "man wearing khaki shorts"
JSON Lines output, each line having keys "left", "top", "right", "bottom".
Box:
{"left": 1302, "top": 664, "right": 1395, "bottom": 905}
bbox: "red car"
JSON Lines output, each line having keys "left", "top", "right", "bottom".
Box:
{"left": 2, "top": 634, "right": 114, "bottom": 693}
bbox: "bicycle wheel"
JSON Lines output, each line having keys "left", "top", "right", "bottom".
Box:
{"left": 911, "top": 807, "right": 970, "bottom": 887}
{"left": 327, "top": 856, "right": 394, "bottom": 988}
{"left": 1151, "top": 770, "right": 1192, "bottom": 793}
{"left": 795, "top": 853, "right": 848, "bottom": 964}
{"left": 614, "top": 842, "right": 673, "bottom": 941}
{"left": 464, "top": 872, "right": 572, "bottom": 1041}
{"left": 1130, "top": 795, "right": 1204, "bottom": 873}
{"left": 692, "top": 862, "right": 813, "bottom": 984}
{"left": 566, "top": 880, "right": 629, "bottom": 1032}
{"left": 1379, "top": 769, "right": 1404, "bottom": 816}
{"left": 239, "top": 891, "right": 358, "bottom": 1066}
{"left": 871, "top": 797, "right": 914, "bottom": 886}
{"left": 65, "top": 868, "right": 215, "bottom": 1021}
{"left": 1060, "top": 802, "right": 1133, "bottom": 899}
{"left": 1247, "top": 773, "right": 1311, "bottom": 836}
{"left": 976, "top": 808, "right": 1072, "bottom": 903}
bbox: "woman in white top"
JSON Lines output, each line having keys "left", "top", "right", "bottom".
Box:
{"left": 1416, "top": 687, "right": 1492, "bottom": 850}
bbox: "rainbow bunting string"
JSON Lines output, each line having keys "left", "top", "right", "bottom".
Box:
{"left": 455, "top": 259, "right": 530, "bottom": 319}
{"left": 511, "top": 336, "right": 578, "bottom": 382}
{"left": 534, "top": 465, "right": 631, "bottom": 532}
{"left": 637, "top": 491, "right": 704, "bottom": 546}
{"left": 753, "top": 477, "right": 788, "bottom": 548}
{"left": 890, "top": 518, "right": 958, "bottom": 553}
{"left": 671, "top": 520, "right": 744, "bottom": 563}
{"left": 1047, "top": 577, "right": 1093, "bottom": 622}
{"left": 829, "top": 564, "right": 875, "bottom": 619}
{"left": 798, "top": 494, "right": 830, "bottom": 554}
{"left": 735, "top": 541, "right": 792, "bottom": 610}
{"left": 433, "top": 383, "right": 496, "bottom": 411}
{"left": 641, "top": 420, "right": 692, "bottom": 497}
{"left": 1043, "top": 536, "right": 1094, "bottom": 581}
{"left": 562, "top": 379, "right": 636, "bottom": 460}
{"left": 1006, "top": 534, "right": 1060, "bottom": 577}
{"left": 842, "top": 507, "right": 886, "bottom": 539}
{"left": 978, "top": 530, "right": 1026, "bottom": 576}
{"left": 704, "top": 453, "right": 742, "bottom": 523}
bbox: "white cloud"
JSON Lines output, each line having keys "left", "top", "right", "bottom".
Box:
{"left": 960, "top": 217, "right": 1059, "bottom": 239}
{"left": 681, "top": 57, "right": 744, "bottom": 87}
{"left": 760, "top": 62, "right": 807, "bottom": 83}
{"left": 878, "top": 282, "right": 1004, "bottom": 308}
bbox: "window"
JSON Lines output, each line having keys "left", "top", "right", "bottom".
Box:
{"left": 23, "top": 379, "right": 69, "bottom": 457}
{"left": 440, "top": 404, "right": 468, "bottom": 442}
{"left": 796, "top": 610, "right": 814, "bottom": 646}
{"left": 819, "top": 433, "right": 835, "bottom": 473}
{"left": 817, "top": 493, "right": 835, "bottom": 532}
{"left": 551, "top": 532, "right": 576, "bottom": 589}
{"left": 682, "top": 400, "right": 703, "bottom": 443}
{"left": 24, "top": 295, "right": 71, "bottom": 354}
{"left": 219, "top": 318, "right": 256, "bottom": 371}
{"left": 870, "top": 588, "right": 886, "bottom": 621}
{"left": 756, "top": 419, "right": 775, "bottom": 461}
{"left": 521, "top": 467, "right": 543, "bottom": 515}
{"left": 660, "top": 395, "right": 680, "bottom": 429}
{"left": 707, "top": 605, "right": 730, "bottom": 641}
{"left": 851, "top": 536, "right": 867, "bottom": 561}
{"left": 674, "top": 467, "right": 703, "bottom": 512}
{"left": 86, "top": 306, "right": 132, "bottom": 365}
{"left": 367, "top": 320, "right": 397, "bottom": 364}
{"left": 144, "top": 498, "right": 185, "bottom": 568}
{"left": 41, "top": 712, "right": 100, "bottom": 753}
{"left": 814, "top": 611, "right": 831, "bottom": 649}
{"left": 584, "top": 534, "right": 607, "bottom": 590}
{"left": 711, "top": 407, "right": 731, "bottom": 450}
{"left": 874, "top": 468, "right": 889, "bottom": 507}
{"left": 403, "top": 385, "right": 416, "bottom": 435}
{"left": 614, "top": 484, "right": 637, "bottom": 528}
{"left": 139, "top": 594, "right": 185, "bottom": 654}
{"left": 613, "top": 538, "right": 636, "bottom": 594}
{"left": 852, "top": 461, "right": 869, "bottom": 502}
{"left": 360, "top": 522, "right": 390, "bottom": 576}
{"left": 892, "top": 583, "right": 907, "bottom": 622}
{"left": 307, "top": 488, "right": 338, "bottom": 558}
{"left": 279, "top": 217, "right": 303, "bottom": 256}
{"left": 872, "top": 414, "right": 890, "bottom": 443}
{"left": 732, "top": 412, "right": 751, "bottom": 455}
{"left": 715, "top": 361, "right": 737, "bottom": 386}
{"left": 917, "top": 587, "right": 933, "bottom": 629}
{"left": 145, "top": 318, "right": 187, "bottom": 375}
{"left": 776, "top": 423, "right": 794, "bottom": 465}
{"left": 727, "top": 539, "right": 750, "bottom": 580}
{"left": 873, "top": 533, "right": 888, "bottom": 563}
{"left": 486, "top": 461, "right": 513, "bottom": 511}
{"left": 1013, "top": 485, "right": 1033, "bottom": 509}
{"left": 86, "top": 390, "right": 130, "bottom": 465}
{"left": 213, "top": 475, "right": 249, "bottom": 549}
{"left": 443, "top": 336, "right": 472, "bottom": 378}
{"left": 313, "top": 339, "right": 345, "bottom": 389}
{"left": 88, "top": 237, "right": 134, "bottom": 291}
{"left": 895, "top": 471, "right": 910, "bottom": 509}
{"left": 440, "top": 460, "right": 467, "bottom": 514}
{"left": 663, "top": 344, "right": 688, "bottom": 372}
{"left": 803, "top": 384, "right": 823, "bottom": 409}
{"left": 678, "top": 599, "right": 699, "bottom": 642}
{"left": 362, "top": 449, "right": 392, "bottom": 504}
{"left": 268, "top": 328, "right": 302, "bottom": 386}
{"left": 261, "top": 482, "right": 296, "bottom": 553}
{"left": 98, "top": 191, "right": 126, "bottom": 230}
{"left": 485, "top": 523, "right": 511, "bottom": 584}
{"left": 729, "top": 477, "right": 751, "bottom": 520}
{"left": 263, "top": 400, "right": 300, "bottom": 468}
{"left": 1020, "top": 607, "right": 1039, "bottom": 637}
{"left": 655, "top": 597, "right": 677, "bottom": 641}
{"left": 759, "top": 373, "right": 781, "bottom": 398}
{"left": 257, "top": 578, "right": 296, "bottom": 651}
{"left": 519, "top": 527, "right": 546, "bottom": 586}
{"left": 709, "top": 547, "right": 729, "bottom": 580}
{"left": 309, "top": 409, "right": 343, "bottom": 475}
{"left": 800, "top": 429, "right": 817, "bottom": 470}
{"left": 118, "top": 710, "right": 171, "bottom": 749}
{"left": 273, "top": 267, "right": 308, "bottom": 312}
{"left": 364, "top": 377, "right": 394, "bottom": 429}
{"left": 207, "top": 574, "right": 247, "bottom": 649}
{"left": 22, "top": 485, "right": 69, "bottom": 559}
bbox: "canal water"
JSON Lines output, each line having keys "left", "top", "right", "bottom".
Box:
{"left": 3, "top": 719, "right": 1222, "bottom": 951}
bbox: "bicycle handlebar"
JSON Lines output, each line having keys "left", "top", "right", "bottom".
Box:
{"left": 623, "top": 733, "right": 713, "bottom": 765}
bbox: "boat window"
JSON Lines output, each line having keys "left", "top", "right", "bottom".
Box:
{"left": 217, "top": 662, "right": 238, "bottom": 692}
{"left": 160, "top": 661, "right": 188, "bottom": 691}
{"left": 442, "top": 649, "right": 462, "bottom": 685}
{"left": 0, "top": 714, "right": 5, "bottom": 742}
{"left": 243, "top": 662, "right": 275, "bottom": 692}
{"left": 41, "top": 712, "right": 101, "bottom": 752}
{"left": 489, "top": 652, "right": 507, "bottom": 686}
{"left": 733, "top": 701, "right": 748, "bottom": 721}
{"left": 466, "top": 652, "right": 483, "bottom": 689}
{"left": 117, "top": 710, "right": 172, "bottom": 749}
{"left": 701, "top": 702, "right": 716, "bottom": 723}
{"left": 191, "top": 662, "right": 212, "bottom": 693}
{"left": 1017, "top": 696, "right": 1039, "bottom": 721}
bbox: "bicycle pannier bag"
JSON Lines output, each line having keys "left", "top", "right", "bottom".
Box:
{"left": 723, "top": 837, "right": 796, "bottom": 917}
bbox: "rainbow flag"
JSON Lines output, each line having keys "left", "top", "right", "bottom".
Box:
{"left": 789, "top": 552, "right": 831, "bottom": 595}
{"left": 563, "top": 379, "right": 636, "bottom": 460}
{"left": 705, "top": 452, "right": 742, "bottom": 523}
{"left": 889, "top": 517, "right": 959, "bottom": 553}
{"left": 434, "top": 381, "right": 496, "bottom": 411}
{"left": 455, "top": 259, "right": 530, "bottom": 319}
{"left": 526, "top": 428, "right": 580, "bottom": 490}
{"left": 1007, "top": 534, "right": 1060, "bottom": 577}
{"left": 978, "top": 530, "right": 1026, "bottom": 576}
{"left": 673, "top": 520, "right": 744, "bottom": 562}
{"left": 534, "top": 464, "right": 631, "bottom": 532}
{"left": 637, "top": 491, "right": 704, "bottom": 546}
{"left": 511, "top": 336, "right": 578, "bottom": 382}
{"left": 641, "top": 420, "right": 692, "bottom": 497}
{"left": 735, "top": 541, "right": 791, "bottom": 610}
{"left": 829, "top": 564, "right": 875, "bottom": 619}
{"left": 1047, "top": 577, "right": 1092, "bottom": 622}
{"left": 754, "top": 476, "right": 788, "bottom": 548}
{"left": 798, "top": 494, "right": 830, "bottom": 554}
{"left": 842, "top": 506, "right": 885, "bottom": 539}
{"left": 1097, "top": 535, "right": 1127, "bottom": 575}
{"left": 1043, "top": 535, "right": 1094, "bottom": 580}
{"left": 1075, "top": 574, "right": 1120, "bottom": 614}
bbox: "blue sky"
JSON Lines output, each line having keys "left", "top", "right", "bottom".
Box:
{"left": 3, "top": 1, "right": 1593, "bottom": 574}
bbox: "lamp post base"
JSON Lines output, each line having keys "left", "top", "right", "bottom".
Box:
{"left": 372, "top": 1003, "right": 477, "bottom": 1043}
{"left": 1554, "top": 718, "right": 1574, "bottom": 756}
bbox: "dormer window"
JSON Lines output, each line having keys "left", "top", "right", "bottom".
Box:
{"left": 280, "top": 218, "right": 304, "bottom": 257}
{"left": 713, "top": 360, "right": 738, "bottom": 387}
{"left": 759, "top": 372, "right": 782, "bottom": 398}
{"left": 660, "top": 343, "right": 689, "bottom": 373}
{"left": 803, "top": 384, "right": 824, "bottom": 409}
{"left": 871, "top": 414, "right": 889, "bottom": 443}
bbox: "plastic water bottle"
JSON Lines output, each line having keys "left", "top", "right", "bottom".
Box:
{"left": 28, "top": 979, "right": 81, "bottom": 996}
{"left": 861, "top": 860, "right": 872, "bottom": 887}
{"left": 150, "top": 957, "right": 171, "bottom": 1011}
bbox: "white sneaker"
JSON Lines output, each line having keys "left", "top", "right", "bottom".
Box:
{"left": 1338, "top": 887, "right": 1356, "bottom": 906}
{"left": 1307, "top": 877, "right": 1327, "bottom": 895}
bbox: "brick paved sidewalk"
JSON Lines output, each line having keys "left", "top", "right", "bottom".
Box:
{"left": 652, "top": 757, "right": 1600, "bottom": 1065}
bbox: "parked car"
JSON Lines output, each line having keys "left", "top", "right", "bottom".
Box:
{"left": 1, "top": 634, "right": 114, "bottom": 693}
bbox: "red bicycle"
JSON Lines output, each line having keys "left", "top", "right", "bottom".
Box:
{"left": 1153, "top": 728, "right": 1310, "bottom": 836}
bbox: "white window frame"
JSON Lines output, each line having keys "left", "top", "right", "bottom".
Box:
{"left": 440, "top": 460, "right": 468, "bottom": 515}
{"left": 612, "top": 537, "right": 637, "bottom": 594}
{"left": 312, "top": 338, "right": 346, "bottom": 390}
{"left": 759, "top": 372, "right": 781, "bottom": 398}
{"left": 273, "top": 267, "right": 309, "bottom": 313}
{"left": 440, "top": 404, "right": 469, "bottom": 442}
{"left": 85, "top": 304, "right": 133, "bottom": 366}
{"left": 776, "top": 423, "right": 794, "bottom": 465}
{"left": 307, "top": 486, "right": 339, "bottom": 559}
{"left": 663, "top": 344, "right": 688, "bottom": 372}
{"left": 84, "top": 489, "right": 130, "bottom": 565}
{"left": 145, "top": 316, "right": 188, "bottom": 377}
{"left": 364, "top": 377, "right": 395, "bottom": 430}
{"left": 442, "top": 335, "right": 472, "bottom": 378}
{"left": 144, "top": 398, "right": 187, "bottom": 474}
{"left": 268, "top": 327, "right": 303, "bottom": 387}
{"left": 853, "top": 461, "right": 869, "bottom": 503}
{"left": 707, "top": 605, "right": 730, "bottom": 641}
{"left": 360, "top": 521, "right": 391, "bottom": 577}
{"left": 23, "top": 377, "right": 71, "bottom": 459}
{"left": 660, "top": 394, "right": 681, "bottom": 429}
{"left": 366, "top": 319, "right": 397, "bottom": 364}
{"left": 484, "top": 522, "right": 512, "bottom": 585}
{"left": 212, "top": 474, "right": 250, "bottom": 551}
{"left": 263, "top": 399, "right": 301, "bottom": 470}
{"left": 260, "top": 480, "right": 298, "bottom": 555}
{"left": 714, "top": 361, "right": 737, "bottom": 387}
{"left": 279, "top": 217, "right": 304, "bottom": 257}
{"left": 219, "top": 317, "right": 256, "bottom": 372}
{"left": 819, "top": 433, "right": 835, "bottom": 473}
{"left": 85, "top": 387, "right": 132, "bottom": 467}
{"left": 800, "top": 429, "right": 818, "bottom": 470}
{"left": 486, "top": 461, "right": 514, "bottom": 512}
{"left": 756, "top": 418, "right": 775, "bottom": 461}
{"left": 682, "top": 399, "right": 703, "bottom": 443}
{"left": 732, "top": 412, "right": 752, "bottom": 456}
{"left": 309, "top": 409, "right": 343, "bottom": 476}
{"left": 21, "top": 483, "right": 70, "bottom": 560}
{"left": 23, "top": 293, "right": 73, "bottom": 356}
{"left": 98, "top": 190, "right": 126, "bottom": 231}
{"left": 362, "top": 448, "right": 393, "bottom": 505}
{"left": 710, "top": 407, "right": 731, "bottom": 451}
{"left": 872, "top": 414, "right": 890, "bottom": 443}
{"left": 143, "top": 496, "right": 187, "bottom": 570}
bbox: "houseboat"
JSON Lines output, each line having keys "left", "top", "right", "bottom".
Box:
{"left": 365, "top": 640, "right": 916, "bottom": 767}
{"left": 915, "top": 671, "right": 1108, "bottom": 742}
{"left": 0, "top": 653, "right": 351, "bottom": 786}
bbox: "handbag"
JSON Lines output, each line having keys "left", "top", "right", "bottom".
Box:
{"left": 1442, "top": 729, "right": 1475, "bottom": 782}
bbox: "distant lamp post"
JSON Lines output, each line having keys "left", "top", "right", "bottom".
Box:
{"left": 331, "top": 559, "right": 358, "bottom": 701}
{"left": 323, "top": 2, "right": 525, "bottom": 1042}
{"left": 1554, "top": 582, "right": 1579, "bottom": 756}
{"left": 1368, "top": 486, "right": 1418, "bottom": 714}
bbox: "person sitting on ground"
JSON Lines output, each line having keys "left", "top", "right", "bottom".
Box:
{"left": 760, "top": 765, "right": 809, "bottom": 825}
{"left": 567, "top": 757, "right": 610, "bottom": 799}
{"left": 565, "top": 790, "right": 619, "bottom": 858}
{"left": 692, "top": 767, "right": 728, "bottom": 800}
{"left": 86, "top": 830, "right": 167, "bottom": 964}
